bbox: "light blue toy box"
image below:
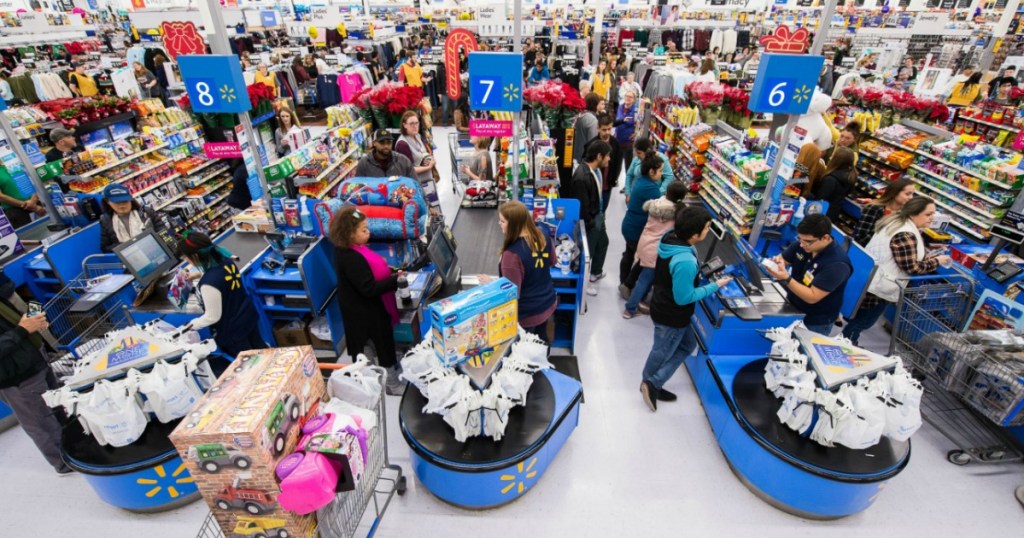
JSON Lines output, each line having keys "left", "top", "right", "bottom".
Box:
{"left": 428, "top": 278, "right": 519, "bottom": 367}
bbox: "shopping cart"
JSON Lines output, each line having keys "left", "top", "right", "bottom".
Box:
{"left": 890, "top": 272, "right": 1024, "bottom": 466}
{"left": 298, "top": 81, "right": 320, "bottom": 121}
{"left": 195, "top": 367, "right": 405, "bottom": 538}
{"left": 448, "top": 131, "right": 474, "bottom": 197}
{"left": 43, "top": 253, "right": 134, "bottom": 363}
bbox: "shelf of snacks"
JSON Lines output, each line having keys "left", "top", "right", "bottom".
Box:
{"left": 953, "top": 102, "right": 1023, "bottom": 147}
{"left": 705, "top": 136, "right": 769, "bottom": 188}
{"left": 670, "top": 124, "right": 713, "bottom": 185}
{"left": 187, "top": 175, "right": 232, "bottom": 199}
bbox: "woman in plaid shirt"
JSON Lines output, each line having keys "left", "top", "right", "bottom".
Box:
{"left": 842, "top": 197, "right": 952, "bottom": 345}
{"left": 851, "top": 178, "right": 916, "bottom": 247}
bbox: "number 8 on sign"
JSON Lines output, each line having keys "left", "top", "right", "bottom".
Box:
{"left": 195, "top": 81, "right": 214, "bottom": 107}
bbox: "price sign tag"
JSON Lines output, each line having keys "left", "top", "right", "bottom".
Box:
{"left": 469, "top": 52, "right": 523, "bottom": 112}
{"left": 177, "top": 55, "right": 251, "bottom": 114}
{"left": 748, "top": 54, "right": 824, "bottom": 116}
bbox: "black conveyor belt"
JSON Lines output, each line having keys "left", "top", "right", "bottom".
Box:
{"left": 451, "top": 207, "right": 502, "bottom": 276}
{"left": 218, "top": 231, "right": 269, "bottom": 267}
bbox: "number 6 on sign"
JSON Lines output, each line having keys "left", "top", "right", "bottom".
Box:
{"left": 768, "top": 81, "right": 787, "bottom": 107}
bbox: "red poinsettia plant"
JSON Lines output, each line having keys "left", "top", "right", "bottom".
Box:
{"left": 35, "top": 96, "right": 136, "bottom": 128}
{"left": 524, "top": 81, "right": 585, "bottom": 130}
{"left": 685, "top": 82, "right": 725, "bottom": 110}
{"left": 722, "top": 85, "right": 751, "bottom": 116}
{"left": 843, "top": 85, "right": 949, "bottom": 123}
{"left": 247, "top": 82, "right": 276, "bottom": 108}
{"left": 349, "top": 83, "right": 424, "bottom": 128}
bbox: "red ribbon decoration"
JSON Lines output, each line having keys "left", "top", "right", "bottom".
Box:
{"left": 160, "top": 21, "right": 207, "bottom": 60}
{"left": 758, "top": 25, "right": 810, "bottom": 54}
{"left": 445, "top": 29, "right": 479, "bottom": 101}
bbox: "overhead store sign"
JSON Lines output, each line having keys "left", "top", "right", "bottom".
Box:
{"left": 478, "top": 3, "right": 506, "bottom": 24}
{"left": 17, "top": 12, "right": 49, "bottom": 32}
{"left": 912, "top": 13, "right": 950, "bottom": 34}
{"left": 261, "top": 11, "right": 279, "bottom": 28}
{"left": 748, "top": 54, "right": 824, "bottom": 116}
{"left": 310, "top": 7, "right": 344, "bottom": 28}
{"left": 178, "top": 55, "right": 252, "bottom": 114}
{"left": 469, "top": 52, "right": 523, "bottom": 113}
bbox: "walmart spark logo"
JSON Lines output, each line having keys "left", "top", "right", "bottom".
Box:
{"left": 793, "top": 85, "right": 812, "bottom": 104}
{"left": 503, "top": 83, "right": 520, "bottom": 103}
{"left": 220, "top": 84, "right": 237, "bottom": 103}
{"left": 136, "top": 463, "right": 194, "bottom": 499}
{"left": 500, "top": 457, "right": 538, "bottom": 495}
{"left": 225, "top": 264, "right": 241, "bottom": 290}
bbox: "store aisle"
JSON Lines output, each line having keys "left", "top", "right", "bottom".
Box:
{"left": 2, "top": 131, "right": 1023, "bottom": 538}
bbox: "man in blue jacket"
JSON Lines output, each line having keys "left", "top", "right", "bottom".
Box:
{"left": 641, "top": 206, "right": 731, "bottom": 411}
{"left": 619, "top": 154, "right": 664, "bottom": 286}
{"left": 623, "top": 137, "right": 674, "bottom": 200}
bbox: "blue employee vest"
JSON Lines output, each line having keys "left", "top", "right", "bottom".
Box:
{"left": 502, "top": 237, "right": 557, "bottom": 319}
{"left": 199, "top": 262, "right": 259, "bottom": 353}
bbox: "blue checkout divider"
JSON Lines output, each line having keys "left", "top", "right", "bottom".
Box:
{"left": 44, "top": 222, "right": 102, "bottom": 283}
{"left": 243, "top": 237, "right": 344, "bottom": 354}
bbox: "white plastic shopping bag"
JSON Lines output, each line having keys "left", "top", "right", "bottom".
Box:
{"left": 873, "top": 367, "right": 924, "bottom": 441}
{"left": 136, "top": 359, "right": 204, "bottom": 423}
{"left": 831, "top": 382, "right": 886, "bottom": 450}
{"left": 328, "top": 355, "right": 384, "bottom": 409}
{"left": 77, "top": 379, "right": 148, "bottom": 447}
{"left": 322, "top": 398, "right": 378, "bottom": 432}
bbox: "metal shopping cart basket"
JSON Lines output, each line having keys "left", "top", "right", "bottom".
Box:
{"left": 196, "top": 366, "right": 405, "bottom": 538}
{"left": 448, "top": 131, "right": 474, "bottom": 196}
{"left": 43, "top": 253, "right": 135, "bottom": 365}
{"left": 890, "top": 271, "right": 1024, "bottom": 465}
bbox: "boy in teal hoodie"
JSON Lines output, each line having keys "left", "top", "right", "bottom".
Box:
{"left": 640, "top": 206, "right": 732, "bottom": 412}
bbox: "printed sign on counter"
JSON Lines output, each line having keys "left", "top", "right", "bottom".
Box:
{"left": 204, "top": 142, "right": 242, "bottom": 159}
{"left": 469, "top": 120, "right": 513, "bottom": 137}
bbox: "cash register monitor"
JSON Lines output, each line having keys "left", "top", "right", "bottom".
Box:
{"left": 733, "top": 235, "right": 766, "bottom": 293}
{"left": 113, "top": 230, "right": 179, "bottom": 288}
{"left": 427, "top": 228, "right": 460, "bottom": 288}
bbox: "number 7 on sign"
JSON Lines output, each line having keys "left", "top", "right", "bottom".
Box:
{"left": 481, "top": 79, "right": 494, "bottom": 104}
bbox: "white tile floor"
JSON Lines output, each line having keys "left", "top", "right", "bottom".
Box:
{"left": 3, "top": 127, "right": 1023, "bottom": 537}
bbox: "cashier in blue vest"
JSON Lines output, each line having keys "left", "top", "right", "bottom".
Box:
{"left": 479, "top": 201, "right": 557, "bottom": 342}
{"left": 177, "top": 230, "right": 266, "bottom": 358}
{"left": 763, "top": 214, "right": 853, "bottom": 336}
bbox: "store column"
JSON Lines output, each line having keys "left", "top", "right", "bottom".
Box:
{"left": 195, "top": 0, "right": 272, "bottom": 210}
{"left": 749, "top": 0, "right": 838, "bottom": 245}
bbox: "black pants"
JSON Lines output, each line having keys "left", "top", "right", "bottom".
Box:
{"left": 523, "top": 317, "right": 552, "bottom": 344}
{"left": 4, "top": 206, "right": 31, "bottom": 229}
{"left": 346, "top": 311, "right": 397, "bottom": 368}
{"left": 620, "top": 239, "right": 638, "bottom": 285}
{"left": 625, "top": 262, "right": 642, "bottom": 289}
{"left": 218, "top": 327, "right": 267, "bottom": 359}
{"left": 621, "top": 142, "right": 634, "bottom": 180}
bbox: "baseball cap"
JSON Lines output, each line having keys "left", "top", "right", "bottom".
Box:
{"left": 373, "top": 129, "right": 394, "bottom": 142}
{"left": 49, "top": 128, "right": 75, "bottom": 144}
{"left": 102, "top": 184, "right": 134, "bottom": 204}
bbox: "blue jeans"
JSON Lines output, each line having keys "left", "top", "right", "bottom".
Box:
{"left": 842, "top": 301, "right": 889, "bottom": 345}
{"left": 642, "top": 323, "right": 698, "bottom": 390}
{"left": 626, "top": 267, "right": 655, "bottom": 314}
{"left": 804, "top": 320, "right": 836, "bottom": 336}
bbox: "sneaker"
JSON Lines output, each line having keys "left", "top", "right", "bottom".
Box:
{"left": 589, "top": 272, "right": 606, "bottom": 283}
{"left": 55, "top": 465, "right": 75, "bottom": 477}
{"left": 586, "top": 284, "right": 598, "bottom": 296}
{"left": 622, "top": 309, "right": 635, "bottom": 319}
{"left": 637, "top": 303, "right": 650, "bottom": 315}
{"left": 657, "top": 388, "right": 678, "bottom": 402}
{"left": 640, "top": 381, "right": 657, "bottom": 412}
{"left": 618, "top": 284, "right": 631, "bottom": 300}
{"left": 385, "top": 366, "right": 406, "bottom": 396}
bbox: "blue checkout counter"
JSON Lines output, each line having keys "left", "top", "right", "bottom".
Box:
{"left": 679, "top": 228, "right": 911, "bottom": 519}
{"left": 1, "top": 220, "right": 272, "bottom": 513}
{"left": 399, "top": 357, "right": 582, "bottom": 509}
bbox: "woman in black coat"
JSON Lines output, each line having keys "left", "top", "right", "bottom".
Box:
{"left": 328, "top": 205, "right": 407, "bottom": 394}
{"left": 809, "top": 146, "right": 856, "bottom": 222}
